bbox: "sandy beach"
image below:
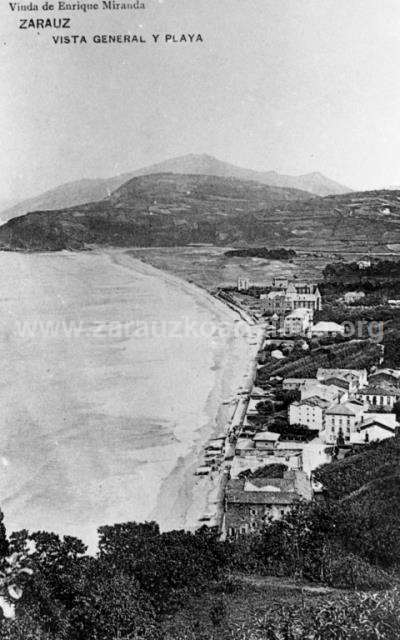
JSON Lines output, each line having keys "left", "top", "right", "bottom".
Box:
{"left": 111, "top": 250, "right": 263, "bottom": 533}
{"left": 0, "top": 248, "right": 259, "bottom": 549}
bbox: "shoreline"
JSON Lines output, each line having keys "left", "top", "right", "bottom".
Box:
{"left": 107, "top": 248, "right": 264, "bottom": 533}
{"left": 0, "top": 247, "right": 265, "bottom": 547}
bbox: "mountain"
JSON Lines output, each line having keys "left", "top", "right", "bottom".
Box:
{"left": 127, "top": 155, "right": 351, "bottom": 197}
{"left": 0, "top": 154, "right": 350, "bottom": 222}
{"left": 1, "top": 177, "right": 400, "bottom": 253}
{"left": 0, "top": 173, "right": 311, "bottom": 251}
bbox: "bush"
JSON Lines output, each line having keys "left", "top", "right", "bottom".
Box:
{"left": 324, "top": 550, "right": 395, "bottom": 590}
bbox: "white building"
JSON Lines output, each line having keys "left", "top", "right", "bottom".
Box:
{"left": 262, "top": 282, "right": 322, "bottom": 315}
{"left": 350, "top": 419, "right": 396, "bottom": 444}
{"left": 323, "top": 401, "right": 365, "bottom": 443}
{"left": 344, "top": 291, "right": 365, "bottom": 304}
{"left": 283, "top": 308, "right": 312, "bottom": 336}
{"left": 356, "top": 384, "right": 400, "bottom": 409}
{"left": 289, "top": 396, "right": 331, "bottom": 432}
{"left": 363, "top": 412, "right": 398, "bottom": 428}
{"left": 311, "top": 321, "right": 345, "bottom": 338}
{"left": 237, "top": 277, "right": 250, "bottom": 291}
{"left": 253, "top": 431, "right": 281, "bottom": 451}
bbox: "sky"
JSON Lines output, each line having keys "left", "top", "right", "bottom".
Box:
{"left": 1, "top": 0, "right": 400, "bottom": 201}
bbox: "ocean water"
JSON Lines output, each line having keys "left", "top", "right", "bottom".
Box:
{"left": 0, "top": 250, "right": 251, "bottom": 548}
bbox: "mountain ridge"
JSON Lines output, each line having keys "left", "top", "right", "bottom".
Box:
{"left": 1, "top": 174, "right": 399, "bottom": 253}
{"left": 0, "top": 154, "right": 349, "bottom": 222}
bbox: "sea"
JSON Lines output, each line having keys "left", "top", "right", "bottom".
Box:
{"left": 0, "top": 250, "right": 255, "bottom": 549}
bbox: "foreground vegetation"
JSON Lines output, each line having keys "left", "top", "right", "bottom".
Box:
{"left": 0, "top": 436, "right": 399, "bottom": 639}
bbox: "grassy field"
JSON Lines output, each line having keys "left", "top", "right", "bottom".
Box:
{"left": 127, "top": 245, "right": 400, "bottom": 290}
{"left": 161, "top": 575, "right": 355, "bottom": 640}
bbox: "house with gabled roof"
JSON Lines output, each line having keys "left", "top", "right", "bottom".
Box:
{"left": 317, "top": 368, "right": 368, "bottom": 390}
{"left": 356, "top": 383, "right": 400, "bottom": 409}
{"left": 224, "top": 469, "right": 312, "bottom": 537}
{"left": 289, "top": 395, "right": 331, "bottom": 432}
{"left": 350, "top": 419, "right": 397, "bottom": 444}
{"left": 368, "top": 369, "right": 400, "bottom": 388}
{"left": 323, "top": 400, "right": 365, "bottom": 443}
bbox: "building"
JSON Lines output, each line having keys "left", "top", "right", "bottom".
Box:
{"left": 272, "top": 276, "right": 289, "bottom": 289}
{"left": 300, "top": 381, "right": 343, "bottom": 404}
{"left": 344, "top": 291, "right": 365, "bottom": 304}
{"left": 350, "top": 419, "right": 396, "bottom": 444}
{"left": 363, "top": 411, "right": 398, "bottom": 428}
{"left": 317, "top": 368, "right": 368, "bottom": 390}
{"left": 283, "top": 308, "right": 312, "bottom": 336}
{"left": 237, "top": 277, "right": 250, "bottom": 291}
{"left": 356, "top": 384, "right": 400, "bottom": 409}
{"left": 262, "top": 291, "right": 291, "bottom": 314}
{"left": 284, "top": 284, "right": 322, "bottom": 316}
{"left": 283, "top": 378, "right": 316, "bottom": 391}
{"left": 235, "top": 438, "right": 255, "bottom": 456}
{"left": 323, "top": 401, "right": 365, "bottom": 443}
{"left": 311, "top": 321, "right": 345, "bottom": 338}
{"left": 357, "top": 259, "right": 371, "bottom": 270}
{"left": 262, "top": 281, "right": 322, "bottom": 316}
{"left": 368, "top": 369, "right": 400, "bottom": 387}
{"left": 253, "top": 431, "right": 281, "bottom": 451}
{"left": 225, "top": 469, "right": 312, "bottom": 537}
{"left": 289, "top": 396, "right": 331, "bottom": 432}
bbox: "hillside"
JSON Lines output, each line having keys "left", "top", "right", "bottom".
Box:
{"left": 0, "top": 173, "right": 312, "bottom": 251}
{"left": 258, "top": 188, "right": 400, "bottom": 251}
{"left": 3, "top": 180, "right": 400, "bottom": 252}
{"left": 0, "top": 153, "right": 350, "bottom": 221}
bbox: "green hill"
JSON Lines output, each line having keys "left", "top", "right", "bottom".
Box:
{"left": 0, "top": 173, "right": 311, "bottom": 251}
{"left": 2, "top": 177, "right": 400, "bottom": 252}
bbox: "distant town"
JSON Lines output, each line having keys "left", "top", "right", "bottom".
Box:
{"left": 194, "top": 257, "right": 400, "bottom": 540}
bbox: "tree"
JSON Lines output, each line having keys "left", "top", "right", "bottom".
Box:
{"left": 97, "top": 522, "right": 227, "bottom": 613}
{"left": 7, "top": 530, "right": 88, "bottom": 637}
{"left": 69, "top": 561, "right": 157, "bottom": 640}
{"left": 255, "top": 400, "right": 274, "bottom": 417}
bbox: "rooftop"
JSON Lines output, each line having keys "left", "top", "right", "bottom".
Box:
{"left": 359, "top": 420, "right": 395, "bottom": 432}
{"left": 359, "top": 384, "right": 400, "bottom": 396}
{"left": 285, "top": 308, "right": 312, "bottom": 319}
{"left": 253, "top": 431, "right": 281, "bottom": 442}
{"left": 312, "top": 321, "right": 345, "bottom": 332}
{"left": 283, "top": 378, "right": 315, "bottom": 385}
{"left": 370, "top": 369, "right": 400, "bottom": 380}
{"left": 226, "top": 491, "right": 298, "bottom": 505}
{"left": 317, "top": 368, "right": 366, "bottom": 381}
{"left": 325, "top": 402, "right": 364, "bottom": 416}
{"left": 296, "top": 396, "right": 330, "bottom": 408}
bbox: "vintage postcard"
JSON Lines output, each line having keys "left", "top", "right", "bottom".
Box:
{"left": 0, "top": 1, "right": 399, "bottom": 638}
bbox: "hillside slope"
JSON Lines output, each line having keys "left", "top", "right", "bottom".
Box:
{"left": 2, "top": 179, "right": 400, "bottom": 252}
{"left": 0, "top": 173, "right": 311, "bottom": 251}
{"left": 0, "top": 154, "right": 350, "bottom": 221}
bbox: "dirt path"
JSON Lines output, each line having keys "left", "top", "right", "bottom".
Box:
{"left": 235, "top": 573, "right": 336, "bottom": 595}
